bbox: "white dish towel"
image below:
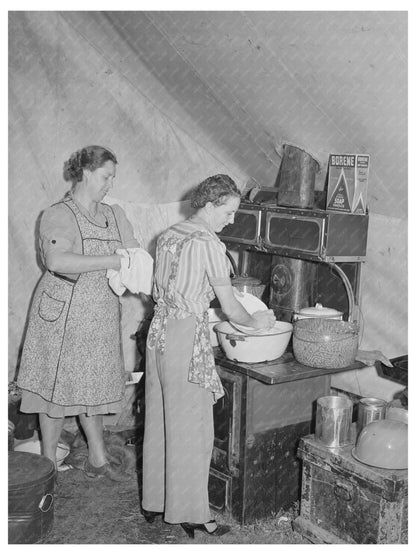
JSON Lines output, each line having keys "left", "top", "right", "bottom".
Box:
{"left": 107, "top": 248, "right": 154, "bottom": 296}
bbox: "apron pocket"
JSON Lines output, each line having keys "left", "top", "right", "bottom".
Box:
{"left": 38, "top": 291, "right": 66, "bottom": 322}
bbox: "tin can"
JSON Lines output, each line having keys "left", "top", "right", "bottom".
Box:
{"left": 277, "top": 144, "right": 320, "bottom": 209}
{"left": 356, "top": 397, "right": 387, "bottom": 436}
{"left": 315, "top": 395, "right": 353, "bottom": 448}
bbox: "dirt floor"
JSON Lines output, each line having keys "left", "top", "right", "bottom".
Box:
{"left": 11, "top": 414, "right": 310, "bottom": 545}
{"left": 44, "top": 463, "right": 309, "bottom": 545}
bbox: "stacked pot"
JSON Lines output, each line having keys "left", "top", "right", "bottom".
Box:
{"left": 292, "top": 304, "right": 359, "bottom": 369}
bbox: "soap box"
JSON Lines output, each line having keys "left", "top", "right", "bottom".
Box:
{"left": 326, "top": 154, "right": 369, "bottom": 214}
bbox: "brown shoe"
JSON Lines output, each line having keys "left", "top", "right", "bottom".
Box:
{"left": 83, "top": 459, "right": 132, "bottom": 482}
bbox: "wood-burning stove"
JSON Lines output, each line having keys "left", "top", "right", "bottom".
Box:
{"left": 209, "top": 200, "right": 369, "bottom": 524}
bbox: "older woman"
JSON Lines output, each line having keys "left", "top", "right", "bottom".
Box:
{"left": 142, "top": 174, "right": 275, "bottom": 538}
{"left": 17, "top": 145, "right": 139, "bottom": 481}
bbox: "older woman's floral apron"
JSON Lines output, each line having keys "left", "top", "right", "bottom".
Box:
{"left": 18, "top": 198, "right": 125, "bottom": 407}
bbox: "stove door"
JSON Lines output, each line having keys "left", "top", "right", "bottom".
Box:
{"left": 212, "top": 366, "right": 243, "bottom": 476}
{"left": 219, "top": 208, "right": 262, "bottom": 246}
{"left": 265, "top": 211, "right": 324, "bottom": 258}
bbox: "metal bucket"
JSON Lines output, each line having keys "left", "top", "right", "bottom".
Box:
{"left": 315, "top": 395, "right": 353, "bottom": 448}
{"left": 356, "top": 397, "right": 387, "bottom": 436}
{"left": 276, "top": 144, "right": 320, "bottom": 208}
{"left": 8, "top": 451, "right": 56, "bottom": 544}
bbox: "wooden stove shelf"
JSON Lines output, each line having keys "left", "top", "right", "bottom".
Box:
{"left": 213, "top": 347, "right": 365, "bottom": 385}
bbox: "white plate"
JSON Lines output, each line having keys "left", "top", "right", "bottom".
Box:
{"left": 230, "top": 291, "right": 269, "bottom": 332}
{"left": 233, "top": 290, "right": 268, "bottom": 314}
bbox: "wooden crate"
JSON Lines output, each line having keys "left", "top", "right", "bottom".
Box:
{"left": 294, "top": 434, "right": 407, "bottom": 544}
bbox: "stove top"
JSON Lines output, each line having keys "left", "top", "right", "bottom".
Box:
{"left": 214, "top": 347, "right": 365, "bottom": 385}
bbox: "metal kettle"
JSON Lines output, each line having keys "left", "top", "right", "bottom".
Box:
{"left": 226, "top": 250, "right": 266, "bottom": 299}
{"left": 231, "top": 275, "right": 265, "bottom": 299}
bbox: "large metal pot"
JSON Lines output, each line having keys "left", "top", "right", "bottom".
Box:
{"left": 214, "top": 321, "right": 293, "bottom": 363}
{"left": 293, "top": 318, "right": 359, "bottom": 368}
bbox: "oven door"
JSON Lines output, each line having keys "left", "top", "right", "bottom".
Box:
{"left": 264, "top": 210, "right": 325, "bottom": 259}
{"left": 219, "top": 208, "right": 262, "bottom": 247}
{"left": 212, "top": 366, "right": 243, "bottom": 476}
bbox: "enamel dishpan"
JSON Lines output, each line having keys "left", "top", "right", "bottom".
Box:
{"left": 214, "top": 321, "right": 293, "bottom": 363}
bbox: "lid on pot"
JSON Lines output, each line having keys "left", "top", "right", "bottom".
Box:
{"left": 298, "top": 303, "right": 342, "bottom": 318}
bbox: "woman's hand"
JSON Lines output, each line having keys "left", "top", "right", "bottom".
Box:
{"left": 214, "top": 284, "right": 276, "bottom": 329}
{"left": 250, "top": 309, "right": 276, "bottom": 330}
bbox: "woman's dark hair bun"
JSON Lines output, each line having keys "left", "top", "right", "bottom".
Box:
{"left": 63, "top": 145, "right": 117, "bottom": 184}
{"left": 63, "top": 154, "right": 83, "bottom": 183}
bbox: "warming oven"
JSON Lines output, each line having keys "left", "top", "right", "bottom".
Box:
{"left": 220, "top": 203, "right": 369, "bottom": 262}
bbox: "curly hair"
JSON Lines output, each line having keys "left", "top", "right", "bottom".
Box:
{"left": 190, "top": 175, "right": 240, "bottom": 209}
{"left": 63, "top": 145, "right": 117, "bottom": 184}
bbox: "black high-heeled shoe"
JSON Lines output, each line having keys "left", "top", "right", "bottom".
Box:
{"left": 181, "top": 520, "right": 231, "bottom": 539}
{"left": 142, "top": 509, "right": 163, "bottom": 523}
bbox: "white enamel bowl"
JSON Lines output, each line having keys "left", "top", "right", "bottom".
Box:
{"left": 214, "top": 320, "right": 293, "bottom": 363}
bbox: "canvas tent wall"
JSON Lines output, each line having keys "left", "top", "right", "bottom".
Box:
{"left": 9, "top": 11, "right": 407, "bottom": 388}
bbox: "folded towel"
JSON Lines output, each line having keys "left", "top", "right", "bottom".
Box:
{"left": 107, "top": 248, "right": 154, "bottom": 296}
